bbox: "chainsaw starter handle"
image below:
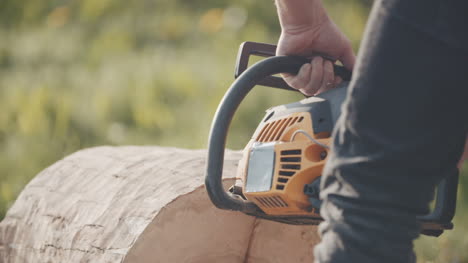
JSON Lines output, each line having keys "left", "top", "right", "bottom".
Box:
{"left": 205, "top": 55, "right": 316, "bottom": 213}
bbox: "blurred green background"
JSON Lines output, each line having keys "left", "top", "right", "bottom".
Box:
{"left": 0, "top": 0, "right": 466, "bottom": 262}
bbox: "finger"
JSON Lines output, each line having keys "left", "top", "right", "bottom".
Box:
{"left": 280, "top": 72, "right": 293, "bottom": 84}
{"left": 283, "top": 63, "right": 311, "bottom": 90}
{"left": 316, "top": 60, "right": 335, "bottom": 94}
{"left": 339, "top": 44, "right": 356, "bottom": 71}
{"left": 300, "top": 56, "right": 323, "bottom": 96}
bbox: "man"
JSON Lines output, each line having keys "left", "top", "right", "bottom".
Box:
{"left": 274, "top": 0, "right": 468, "bottom": 262}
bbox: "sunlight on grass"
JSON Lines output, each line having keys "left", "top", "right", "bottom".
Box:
{"left": 0, "top": 0, "right": 465, "bottom": 261}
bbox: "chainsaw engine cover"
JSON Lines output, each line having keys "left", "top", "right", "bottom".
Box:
{"left": 237, "top": 84, "right": 348, "bottom": 216}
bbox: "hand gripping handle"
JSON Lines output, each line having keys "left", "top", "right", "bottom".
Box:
{"left": 234, "top": 41, "right": 352, "bottom": 92}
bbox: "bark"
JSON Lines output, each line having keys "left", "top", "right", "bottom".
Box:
{"left": 0, "top": 146, "right": 319, "bottom": 263}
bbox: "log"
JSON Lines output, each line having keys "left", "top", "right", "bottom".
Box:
{"left": 0, "top": 146, "right": 319, "bottom": 262}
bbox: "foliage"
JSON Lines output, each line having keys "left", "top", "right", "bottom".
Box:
{"left": 0, "top": 0, "right": 465, "bottom": 262}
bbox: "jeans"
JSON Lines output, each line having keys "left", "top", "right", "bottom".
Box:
{"left": 314, "top": 0, "right": 468, "bottom": 262}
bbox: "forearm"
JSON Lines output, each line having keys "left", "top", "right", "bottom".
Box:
{"left": 275, "top": 0, "right": 329, "bottom": 33}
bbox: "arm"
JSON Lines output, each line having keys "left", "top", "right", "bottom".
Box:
{"left": 276, "top": 0, "right": 329, "bottom": 33}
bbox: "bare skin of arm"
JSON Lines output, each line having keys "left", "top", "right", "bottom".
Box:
{"left": 275, "top": 0, "right": 355, "bottom": 95}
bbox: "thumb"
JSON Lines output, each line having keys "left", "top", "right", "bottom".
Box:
{"left": 338, "top": 45, "right": 356, "bottom": 71}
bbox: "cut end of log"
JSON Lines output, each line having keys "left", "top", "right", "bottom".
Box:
{"left": 0, "top": 146, "right": 319, "bottom": 262}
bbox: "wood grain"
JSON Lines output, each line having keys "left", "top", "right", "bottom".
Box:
{"left": 0, "top": 146, "right": 319, "bottom": 262}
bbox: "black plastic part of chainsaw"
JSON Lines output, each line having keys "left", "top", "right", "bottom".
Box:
{"left": 304, "top": 177, "right": 323, "bottom": 210}
{"left": 205, "top": 55, "right": 311, "bottom": 215}
{"left": 234, "top": 41, "right": 352, "bottom": 91}
{"left": 204, "top": 42, "right": 458, "bottom": 237}
{"left": 260, "top": 84, "right": 348, "bottom": 135}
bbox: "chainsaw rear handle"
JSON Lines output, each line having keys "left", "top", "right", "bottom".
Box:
{"left": 205, "top": 55, "right": 348, "bottom": 213}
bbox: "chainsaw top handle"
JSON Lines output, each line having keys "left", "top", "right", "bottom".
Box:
{"left": 234, "top": 41, "right": 351, "bottom": 91}
{"left": 205, "top": 55, "right": 350, "bottom": 213}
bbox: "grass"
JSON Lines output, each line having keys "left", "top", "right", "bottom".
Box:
{"left": 0, "top": 0, "right": 465, "bottom": 261}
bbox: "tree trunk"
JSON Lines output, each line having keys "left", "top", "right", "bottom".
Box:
{"left": 0, "top": 146, "right": 319, "bottom": 263}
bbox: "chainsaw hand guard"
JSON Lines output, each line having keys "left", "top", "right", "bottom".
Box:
{"left": 205, "top": 55, "right": 313, "bottom": 214}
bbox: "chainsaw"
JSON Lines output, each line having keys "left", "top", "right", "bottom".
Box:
{"left": 205, "top": 41, "right": 459, "bottom": 237}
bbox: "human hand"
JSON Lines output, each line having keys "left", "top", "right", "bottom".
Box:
{"left": 276, "top": 12, "right": 355, "bottom": 95}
